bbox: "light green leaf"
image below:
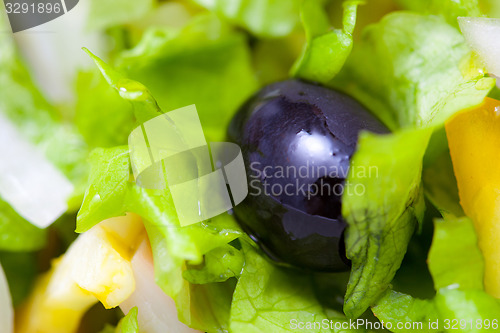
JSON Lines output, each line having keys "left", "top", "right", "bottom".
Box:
{"left": 291, "top": 1, "right": 361, "bottom": 84}
{"left": 76, "top": 147, "right": 130, "bottom": 232}
{"left": 0, "top": 198, "right": 46, "bottom": 251}
{"left": 371, "top": 291, "right": 440, "bottom": 333}
{"left": 428, "top": 218, "right": 484, "bottom": 291}
{"left": 230, "top": 243, "right": 333, "bottom": 333}
{"left": 396, "top": 0, "right": 481, "bottom": 26}
{"left": 342, "top": 128, "right": 431, "bottom": 318}
{"left": 191, "top": 0, "right": 303, "bottom": 37}
{"left": 375, "top": 289, "right": 500, "bottom": 332}
{"left": 184, "top": 244, "right": 244, "bottom": 284}
{"left": 83, "top": 48, "right": 163, "bottom": 125}
{"left": 116, "top": 14, "right": 258, "bottom": 141}
{"left": 87, "top": 0, "right": 155, "bottom": 31}
{"left": 76, "top": 146, "right": 242, "bottom": 329}
{"left": 334, "top": 13, "right": 495, "bottom": 130}
{"left": 81, "top": 14, "right": 257, "bottom": 146}
{"left": 435, "top": 289, "right": 500, "bottom": 330}
{"left": 128, "top": 187, "right": 242, "bottom": 292}
{"left": 75, "top": 70, "right": 135, "bottom": 148}
{"left": 116, "top": 307, "right": 139, "bottom": 333}
{"left": 373, "top": 216, "right": 500, "bottom": 330}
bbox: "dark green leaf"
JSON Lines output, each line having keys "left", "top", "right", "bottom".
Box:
{"left": 422, "top": 129, "right": 465, "bottom": 218}
{"left": 0, "top": 251, "right": 37, "bottom": 305}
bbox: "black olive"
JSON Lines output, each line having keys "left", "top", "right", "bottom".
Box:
{"left": 228, "top": 79, "right": 389, "bottom": 272}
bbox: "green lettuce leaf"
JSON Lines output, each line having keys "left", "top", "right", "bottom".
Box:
{"left": 182, "top": 243, "right": 243, "bottom": 331}
{"left": 74, "top": 70, "right": 135, "bottom": 148}
{"left": 75, "top": 147, "right": 130, "bottom": 230}
{"left": 428, "top": 218, "right": 500, "bottom": 326}
{"left": 87, "top": 0, "right": 155, "bottom": 31}
{"left": 435, "top": 290, "right": 500, "bottom": 328}
{"left": 372, "top": 217, "right": 500, "bottom": 331}
{"left": 291, "top": 0, "right": 360, "bottom": 84}
{"left": 80, "top": 14, "right": 258, "bottom": 144}
{"left": 77, "top": 146, "right": 241, "bottom": 271}
{"left": 371, "top": 291, "right": 439, "bottom": 333}
{"left": 83, "top": 48, "right": 163, "bottom": 124}
{"left": 374, "top": 288, "right": 500, "bottom": 332}
{"left": 77, "top": 144, "right": 243, "bottom": 330}
{"left": 75, "top": 54, "right": 244, "bottom": 329}
{"left": 80, "top": 146, "right": 246, "bottom": 330}
{"left": 0, "top": 251, "right": 37, "bottom": 306}
{"left": 230, "top": 243, "right": 337, "bottom": 333}
{"left": 116, "top": 307, "right": 139, "bottom": 333}
{"left": 187, "top": 279, "right": 236, "bottom": 332}
{"left": 388, "top": 207, "right": 436, "bottom": 300}
{"left": 396, "top": 0, "right": 481, "bottom": 26}
{"left": 191, "top": 0, "right": 303, "bottom": 37}
{"left": 334, "top": 13, "right": 495, "bottom": 130}
{"left": 422, "top": 129, "right": 465, "bottom": 218}
{"left": 342, "top": 128, "right": 430, "bottom": 318}
{"left": 0, "top": 198, "right": 46, "bottom": 251}
{"left": 183, "top": 243, "right": 244, "bottom": 284}
{"left": 115, "top": 14, "right": 258, "bottom": 141}
{"left": 428, "top": 218, "right": 483, "bottom": 290}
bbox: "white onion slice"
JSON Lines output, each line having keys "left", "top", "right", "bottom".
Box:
{"left": 120, "top": 240, "right": 201, "bottom": 333}
{"left": 458, "top": 17, "right": 500, "bottom": 83}
{"left": 0, "top": 263, "right": 13, "bottom": 333}
{"left": 0, "top": 113, "right": 74, "bottom": 228}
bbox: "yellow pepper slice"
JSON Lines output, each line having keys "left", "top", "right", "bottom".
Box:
{"left": 446, "top": 97, "right": 500, "bottom": 298}
{"left": 16, "top": 213, "right": 144, "bottom": 333}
